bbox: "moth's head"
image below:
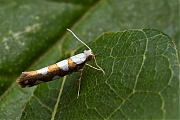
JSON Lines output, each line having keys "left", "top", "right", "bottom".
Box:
{"left": 84, "top": 50, "right": 95, "bottom": 61}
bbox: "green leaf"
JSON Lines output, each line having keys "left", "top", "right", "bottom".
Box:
{"left": 0, "top": 0, "right": 179, "bottom": 120}
{"left": 20, "top": 29, "right": 180, "bottom": 119}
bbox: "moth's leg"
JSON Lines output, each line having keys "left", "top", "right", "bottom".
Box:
{"left": 77, "top": 69, "right": 83, "bottom": 99}
{"left": 85, "top": 63, "right": 102, "bottom": 71}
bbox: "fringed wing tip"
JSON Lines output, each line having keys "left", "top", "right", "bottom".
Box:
{"left": 16, "top": 72, "right": 29, "bottom": 88}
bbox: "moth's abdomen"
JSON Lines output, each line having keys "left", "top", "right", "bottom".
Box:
{"left": 16, "top": 56, "right": 88, "bottom": 87}
{"left": 16, "top": 64, "right": 69, "bottom": 87}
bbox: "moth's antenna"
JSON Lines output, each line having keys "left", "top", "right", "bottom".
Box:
{"left": 67, "top": 28, "right": 91, "bottom": 50}
{"left": 67, "top": 28, "right": 105, "bottom": 75}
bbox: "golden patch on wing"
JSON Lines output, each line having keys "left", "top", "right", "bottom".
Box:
{"left": 68, "top": 58, "right": 76, "bottom": 68}
{"left": 48, "top": 64, "right": 60, "bottom": 72}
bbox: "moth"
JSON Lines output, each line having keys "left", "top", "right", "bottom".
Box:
{"left": 16, "top": 28, "right": 105, "bottom": 98}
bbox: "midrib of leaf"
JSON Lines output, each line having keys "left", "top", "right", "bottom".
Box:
{"left": 104, "top": 30, "right": 149, "bottom": 119}
{"left": 51, "top": 76, "right": 67, "bottom": 120}
{"left": 133, "top": 30, "right": 148, "bottom": 91}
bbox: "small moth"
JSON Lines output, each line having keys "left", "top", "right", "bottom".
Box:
{"left": 16, "top": 28, "right": 105, "bottom": 98}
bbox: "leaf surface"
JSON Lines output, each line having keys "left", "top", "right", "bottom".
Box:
{"left": 0, "top": 0, "right": 179, "bottom": 120}
{"left": 22, "top": 29, "right": 179, "bottom": 119}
